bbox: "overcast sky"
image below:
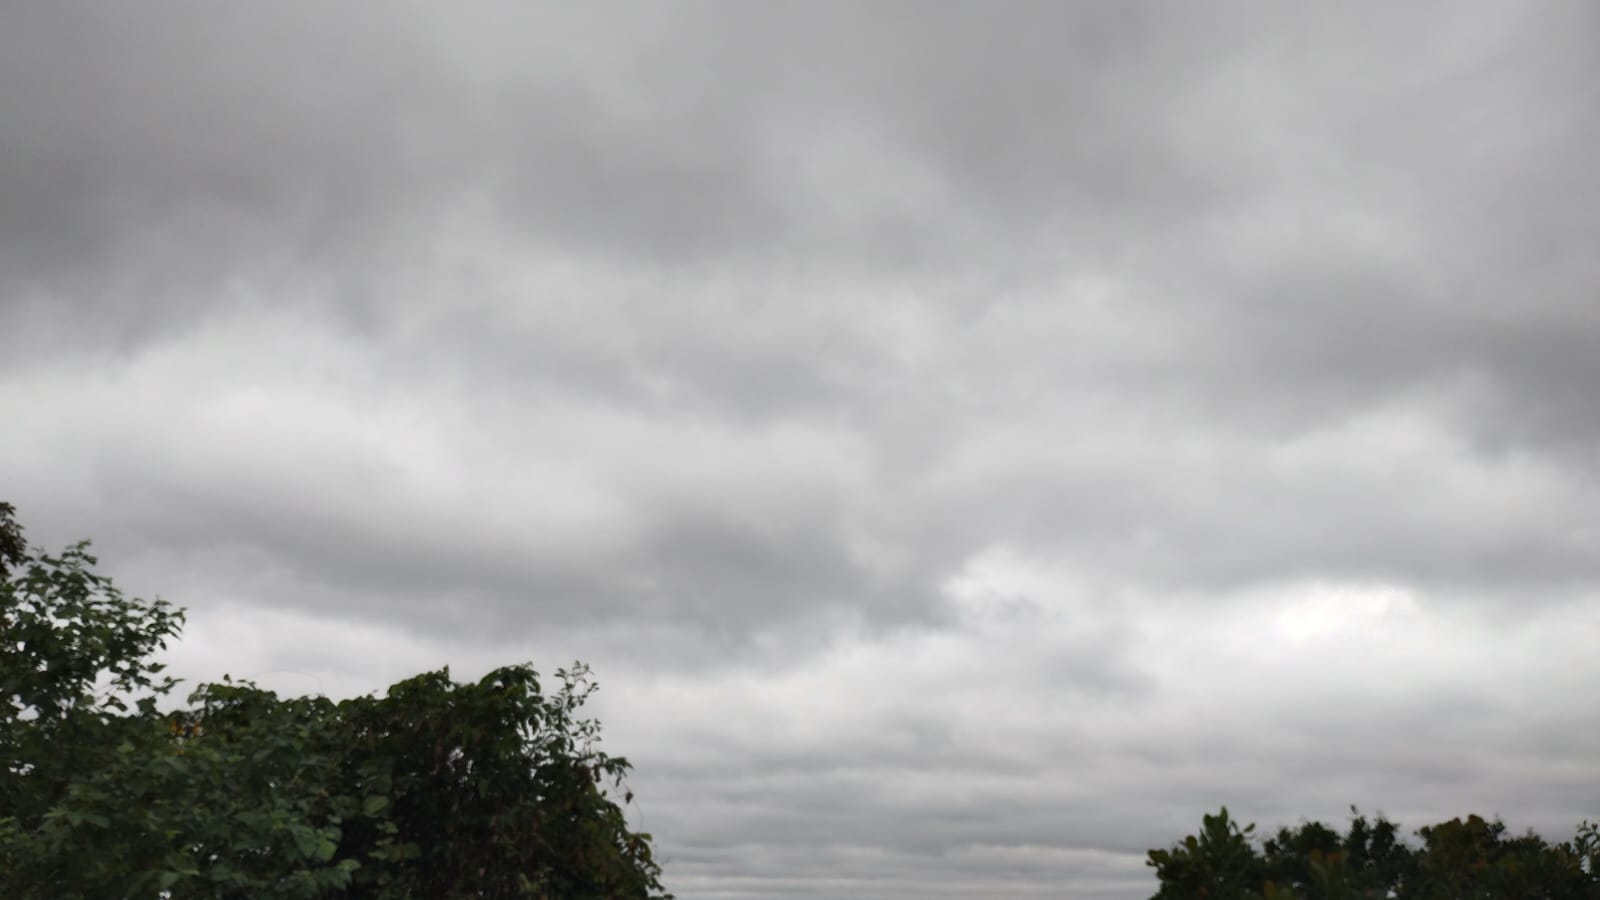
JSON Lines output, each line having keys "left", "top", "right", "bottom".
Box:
{"left": 3, "top": 2, "right": 1599, "bottom": 896}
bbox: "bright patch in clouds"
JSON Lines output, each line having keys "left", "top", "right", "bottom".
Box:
{"left": 1272, "top": 582, "right": 1417, "bottom": 643}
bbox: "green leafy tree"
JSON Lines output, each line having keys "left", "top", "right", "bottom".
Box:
{"left": 0, "top": 504, "right": 669, "bottom": 899}
{"left": 310, "top": 662, "right": 664, "bottom": 898}
{"left": 1151, "top": 808, "right": 1600, "bottom": 900}
{"left": 1147, "top": 806, "right": 1264, "bottom": 899}
{"left": 1408, "top": 814, "right": 1595, "bottom": 900}
{"left": 1257, "top": 811, "right": 1415, "bottom": 899}
{"left": 1, "top": 513, "right": 184, "bottom": 877}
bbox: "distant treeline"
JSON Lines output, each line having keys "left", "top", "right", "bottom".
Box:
{"left": 1149, "top": 807, "right": 1599, "bottom": 899}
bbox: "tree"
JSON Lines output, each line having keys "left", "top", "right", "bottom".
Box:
{"left": 1150, "top": 807, "right": 1600, "bottom": 900}
{"left": 1256, "top": 811, "right": 1415, "bottom": 899}
{"left": 1408, "top": 814, "right": 1595, "bottom": 900}
{"left": 0, "top": 524, "right": 184, "bottom": 874}
{"left": 1146, "top": 806, "right": 1264, "bottom": 899}
{"left": 0, "top": 505, "right": 669, "bottom": 899}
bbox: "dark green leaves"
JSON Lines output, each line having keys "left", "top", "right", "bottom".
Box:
{"left": 0, "top": 502, "right": 25, "bottom": 576}
{"left": 1149, "top": 807, "right": 1600, "bottom": 899}
{"left": 0, "top": 504, "right": 671, "bottom": 899}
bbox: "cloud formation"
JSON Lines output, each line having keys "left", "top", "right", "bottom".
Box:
{"left": 3, "top": 2, "right": 1597, "bottom": 896}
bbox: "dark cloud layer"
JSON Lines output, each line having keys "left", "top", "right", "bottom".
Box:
{"left": 4, "top": 3, "right": 1598, "bottom": 897}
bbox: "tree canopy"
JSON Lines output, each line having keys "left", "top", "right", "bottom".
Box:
{"left": 1149, "top": 806, "right": 1599, "bottom": 899}
{"left": 0, "top": 503, "right": 670, "bottom": 899}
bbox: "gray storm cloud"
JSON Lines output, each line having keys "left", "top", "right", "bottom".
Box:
{"left": 3, "top": 2, "right": 1597, "bottom": 898}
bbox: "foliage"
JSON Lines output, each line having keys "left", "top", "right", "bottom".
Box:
{"left": 0, "top": 502, "right": 24, "bottom": 575}
{"left": 0, "top": 504, "right": 669, "bottom": 899}
{"left": 0, "top": 508, "right": 184, "bottom": 863}
{"left": 1150, "top": 806, "right": 1600, "bottom": 899}
{"left": 1147, "top": 807, "right": 1262, "bottom": 899}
